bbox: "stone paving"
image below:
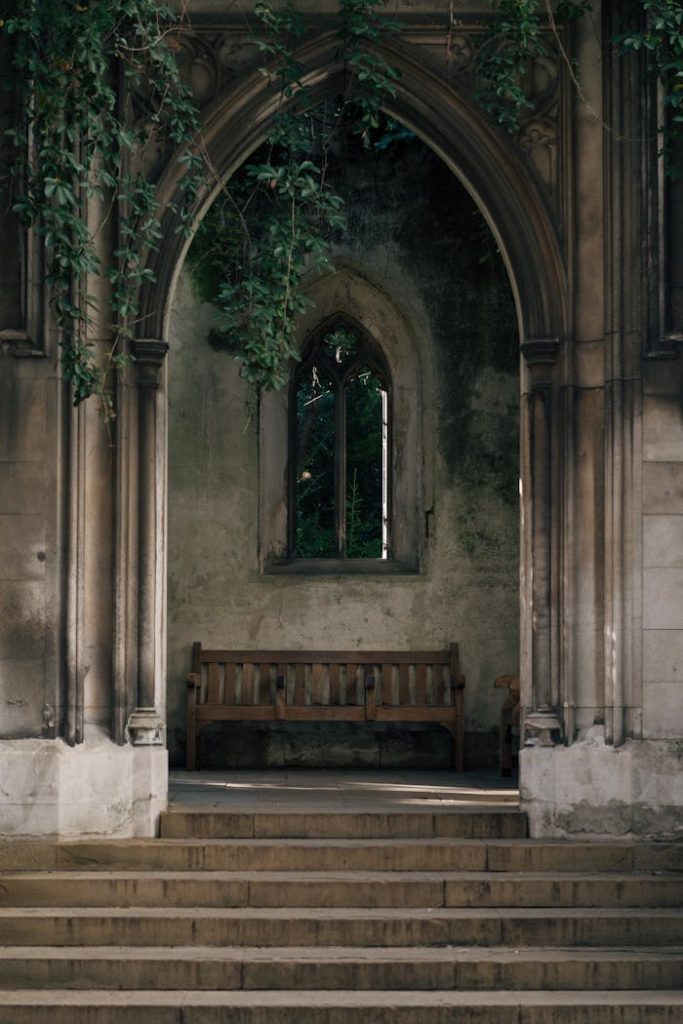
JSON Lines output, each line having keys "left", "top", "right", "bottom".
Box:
{"left": 168, "top": 769, "right": 519, "bottom": 814}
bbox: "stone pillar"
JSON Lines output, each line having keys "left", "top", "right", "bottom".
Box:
{"left": 126, "top": 338, "right": 169, "bottom": 746}
{"left": 521, "top": 339, "right": 563, "bottom": 747}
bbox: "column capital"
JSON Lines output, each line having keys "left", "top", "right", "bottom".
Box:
{"left": 521, "top": 338, "right": 560, "bottom": 365}
{"left": 132, "top": 339, "right": 169, "bottom": 388}
{"left": 521, "top": 339, "right": 560, "bottom": 386}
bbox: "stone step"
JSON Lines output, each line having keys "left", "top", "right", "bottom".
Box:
{"left": 5, "top": 838, "right": 680, "bottom": 874}
{"left": 0, "top": 945, "right": 682, "bottom": 991}
{"left": 158, "top": 810, "right": 529, "bottom": 840}
{"left": 1, "top": 988, "right": 683, "bottom": 1023}
{"left": 0, "top": 871, "right": 681, "bottom": 909}
{"left": 1, "top": 906, "right": 681, "bottom": 948}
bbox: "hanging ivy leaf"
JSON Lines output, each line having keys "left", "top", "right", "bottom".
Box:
{"left": 2, "top": 0, "right": 203, "bottom": 410}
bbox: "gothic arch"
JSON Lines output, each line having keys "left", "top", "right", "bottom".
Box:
{"left": 121, "top": 30, "right": 570, "bottom": 754}
{"left": 258, "top": 264, "right": 431, "bottom": 574}
{"left": 138, "top": 31, "right": 569, "bottom": 347}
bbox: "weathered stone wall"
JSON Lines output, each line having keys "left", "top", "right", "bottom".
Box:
{"left": 0, "top": 350, "right": 51, "bottom": 739}
{"left": 0, "top": 0, "right": 680, "bottom": 838}
{"left": 641, "top": 359, "right": 683, "bottom": 740}
{"left": 167, "top": 141, "right": 520, "bottom": 768}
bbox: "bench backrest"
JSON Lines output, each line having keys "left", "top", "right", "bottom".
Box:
{"left": 191, "top": 643, "right": 463, "bottom": 708}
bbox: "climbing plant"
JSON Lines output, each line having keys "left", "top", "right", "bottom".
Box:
{"left": 2, "top": 0, "right": 203, "bottom": 408}
{"left": 186, "top": 0, "right": 400, "bottom": 391}
{"left": 2, "top": 0, "right": 400, "bottom": 400}
{"left": 617, "top": 0, "right": 683, "bottom": 166}
{"left": 476, "top": 0, "right": 683, "bottom": 161}
{"left": 191, "top": 0, "right": 681, "bottom": 391}
{"left": 474, "top": 1, "right": 588, "bottom": 133}
{"left": 2, "top": 1, "right": 680, "bottom": 404}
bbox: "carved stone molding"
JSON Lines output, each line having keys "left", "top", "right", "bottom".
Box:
{"left": 1, "top": 226, "right": 48, "bottom": 358}
{"left": 170, "top": 19, "right": 564, "bottom": 204}
{"left": 521, "top": 336, "right": 562, "bottom": 745}
{"left": 521, "top": 338, "right": 560, "bottom": 390}
{"left": 127, "top": 707, "right": 164, "bottom": 747}
{"left": 525, "top": 705, "right": 563, "bottom": 747}
{"left": 129, "top": 337, "right": 169, "bottom": 747}
{"left": 0, "top": 329, "right": 42, "bottom": 357}
{"left": 521, "top": 338, "right": 560, "bottom": 367}
{"left": 646, "top": 331, "right": 683, "bottom": 361}
{"left": 132, "top": 338, "right": 170, "bottom": 387}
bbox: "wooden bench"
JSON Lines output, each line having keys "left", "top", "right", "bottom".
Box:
{"left": 186, "top": 643, "right": 465, "bottom": 771}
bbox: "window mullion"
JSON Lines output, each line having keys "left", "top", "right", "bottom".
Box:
{"left": 335, "top": 380, "right": 346, "bottom": 558}
{"left": 288, "top": 380, "right": 298, "bottom": 557}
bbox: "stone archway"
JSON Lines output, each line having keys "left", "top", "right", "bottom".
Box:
{"left": 117, "top": 31, "right": 571, "bottom": 777}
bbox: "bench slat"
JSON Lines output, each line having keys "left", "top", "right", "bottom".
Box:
{"left": 199, "top": 649, "right": 450, "bottom": 664}
{"left": 196, "top": 705, "right": 275, "bottom": 722}
{"left": 225, "top": 663, "right": 237, "bottom": 705}
{"left": 382, "top": 663, "right": 393, "bottom": 706}
{"left": 186, "top": 642, "right": 465, "bottom": 772}
{"left": 294, "top": 664, "right": 306, "bottom": 705}
{"left": 433, "top": 664, "right": 446, "bottom": 705}
{"left": 311, "top": 663, "right": 324, "bottom": 706}
{"left": 242, "top": 663, "right": 254, "bottom": 705}
{"left": 399, "top": 664, "right": 410, "bottom": 705}
{"left": 416, "top": 664, "right": 427, "bottom": 705}
{"left": 329, "top": 663, "right": 341, "bottom": 706}
{"left": 286, "top": 706, "right": 365, "bottom": 722}
{"left": 260, "top": 663, "right": 272, "bottom": 704}
{"left": 346, "top": 664, "right": 359, "bottom": 705}
{"left": 377, "top": 706, "right": 455, "bottom": 722}
{"left": 207, "top": 662, "right": 220, "bottom": 705}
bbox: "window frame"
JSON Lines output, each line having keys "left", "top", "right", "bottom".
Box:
{"left": 287, "top": 315, "right": 393, "bottom": 562}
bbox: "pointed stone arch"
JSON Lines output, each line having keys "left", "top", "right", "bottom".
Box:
{"left": 138, "top": 32, "right": 568, "bottom": 346}
{"left": 121, "top": 31, "right": 570, "bottom": 759}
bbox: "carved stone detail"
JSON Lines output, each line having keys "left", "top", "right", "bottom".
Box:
{"left": 170, "top": 20, "right": 564, "bottom": 203}
{"left": 132, "top": 339, "right": 170, "bottom": 389}
{"left": 128, "top": 338, "right": 169, "bottom": 747}
{"left": 521, "top": 338, "right": 560, "bottom": 369}
{"left": 525, "top": 706, "right": 563, "bottom": 747}
{"left": 127, "top": 708, "right": 164, "bottom": 746}
{"left": 1, "top": 221, "right": 48, "bottom": 358}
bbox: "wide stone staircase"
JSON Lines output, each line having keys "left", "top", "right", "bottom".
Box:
{"left": 0, "top": 802, "right": 682, "bottom": 1022}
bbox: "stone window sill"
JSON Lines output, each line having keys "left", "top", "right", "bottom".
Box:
{"left": 263, "top": 558, "right": 418, "bottom": 576}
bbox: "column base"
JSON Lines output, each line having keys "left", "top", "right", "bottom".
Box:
{"left": 127, "top": 708, "right": 164, "bottom": 746}
{"left": 524, "top": 705, "right": 563, "bottom": 746}
{"left": 521, "top": 726, "right": 683, "bottom": 839}
{"left": 0, "top": 728, "right": 168, "bottom": 837}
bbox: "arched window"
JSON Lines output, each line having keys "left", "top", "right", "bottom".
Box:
{"left": 289, "top": 318, "right": 391, "bottom": 560}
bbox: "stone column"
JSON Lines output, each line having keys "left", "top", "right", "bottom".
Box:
{"left": 521, "top": 339, "right": 563, "bottom": 747}
{"left": 126, "top": 338, "right": 169, "bottom": 746}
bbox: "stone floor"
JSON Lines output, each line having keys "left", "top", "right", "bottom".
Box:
{"left": 168, "top": 769, "right": 519, "bottom": 814}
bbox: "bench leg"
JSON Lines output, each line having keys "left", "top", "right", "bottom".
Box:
{"left": 443, "top": 722, "right": 464, "bottom": 772}
{"left": 186, "top": 727, "right": 197, "bottom": 771}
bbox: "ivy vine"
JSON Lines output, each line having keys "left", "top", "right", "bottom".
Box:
{"left": 2, "top": 0, "right": 202, "bottom": 408}
{"left": 186, "top": 0, "right": 400, "bottom": 391}
{"left": 617, "top": 0, "right": 683, "bottom": 167}
{"left": 2, "top": 1, "right": 680, "bottom": 406}
{"left": 474, "top": 1, "right": 589, "bottom": 134}
{"left": 476, "top": 0, "right": 683, "bottom": 167}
